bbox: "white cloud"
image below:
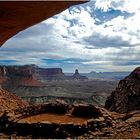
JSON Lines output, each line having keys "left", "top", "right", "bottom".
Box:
{"left": 95, "top": 0, "right": 140, "bottom": 13}
{"left": 1, "top": 0, "right": 140, "bottom": 72}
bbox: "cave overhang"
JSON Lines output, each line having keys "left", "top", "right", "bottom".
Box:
{"left": 0, "top": 1, "right": 87, "bottom": 46}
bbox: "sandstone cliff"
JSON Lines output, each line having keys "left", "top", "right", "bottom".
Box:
{"left": 105, "top": 67, "right": 140, "bottom": 113}
{"left": 36, "top": 68, "right": 65, "bottom": 80}
{"left": 0, "top": 65, "right": 44, "bottom": 88}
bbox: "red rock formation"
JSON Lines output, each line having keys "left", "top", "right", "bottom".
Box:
{"left": 0, "top": 88, "right": 28, "bottom": 113}
{"left": 0, "top": 65, "right": 45, "bottom": 87}
{"left": 36, "top": 68, "right": 65, "bottom": 80}
{"left": 10, "top": 75, "right": 45, "bottom": 87}
{"left": 105, "top": 67, "right": 140, "bottom": 113}
{"left": 0, "top": 67, "right": 7, "bottom": 85}
{"left": 0, "top": 1, "right": 86, "bottom": 46}
{"left": 6, "top": 65, "right": 35, "bottom": 76}
{"left": 37, "top": 68, "right": 64, "bottom": 76}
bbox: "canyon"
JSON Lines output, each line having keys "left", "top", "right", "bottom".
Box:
{"left": 0, "top": 1, "right": 140, "bottom": 139}
{"left": 1, "top": 65, "right": 140, "bottom": 139}
{"left": 0, "top": 65, "right": 116, "bottom": 105}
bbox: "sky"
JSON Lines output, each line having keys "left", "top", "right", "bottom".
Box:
{"left": 1, "top": 0, "right": 140, "bottom": 72}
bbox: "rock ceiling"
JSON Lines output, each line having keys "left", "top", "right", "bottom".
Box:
{"left": 0, "top": 1, "right": 86, "bottom": 46}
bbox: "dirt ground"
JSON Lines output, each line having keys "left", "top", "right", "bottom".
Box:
{"left": 18, "top": 112, "right": 88, "bottom": 124}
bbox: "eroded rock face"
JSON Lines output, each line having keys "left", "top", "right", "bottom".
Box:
{"left": 36, "top": 68, "right": 88, "bottom": 80}
{"left": 38, "top": 68, "right": 63, "bottom": 76}
{"left": 105, "top": 67, "right": 140, "bottom": 113}
{"left": 0, "top": 1, "right": 86, "bottom": 46}
{"left": 36, "top": 68, "right": 65, "bottom": 80}
{"left": 5, "top": 65, "right": 37, "bottom": 76}
{"left": 0, "top": 88, "right": 29, "bottom": 113}
{"left": 0, "top": 65, "right": 88, "bottom": 90}
{"left": 0, "top": 65, "right": 44, "bottom": 88}
{"left": 72, "top": 69, "right": 88, "bottom": 80}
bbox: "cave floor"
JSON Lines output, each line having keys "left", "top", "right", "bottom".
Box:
{"left": 18, "top": 112, "right": 88, "bottom": 124}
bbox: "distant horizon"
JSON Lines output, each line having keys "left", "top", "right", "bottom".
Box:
{"left": 0, "top": 64, "right": 132, "bottom": 73}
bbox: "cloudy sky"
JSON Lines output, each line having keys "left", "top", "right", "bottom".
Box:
{"left": 1, "top": 0, "right": 140, "bottom": 72}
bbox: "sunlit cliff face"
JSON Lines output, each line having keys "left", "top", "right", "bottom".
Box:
{"left": 1, "top": 0, "right": 140, "bottom": 73}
